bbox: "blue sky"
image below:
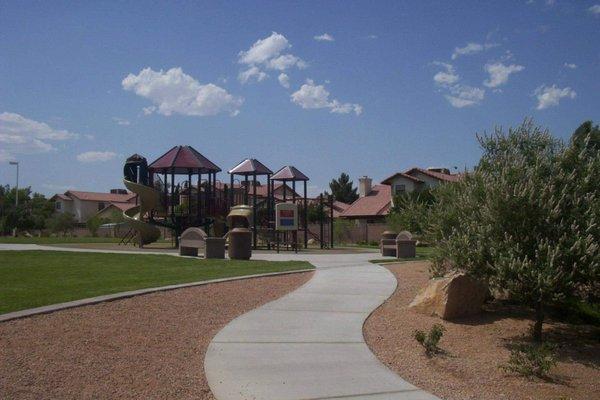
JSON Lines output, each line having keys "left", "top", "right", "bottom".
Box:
{"left": 1, "top": 0, "right": 599, "bottom": 196}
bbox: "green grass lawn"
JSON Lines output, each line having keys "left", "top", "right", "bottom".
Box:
{"left": 0, "top": 251, "right": 313, "bottom": 314}
{"left": 369, "top": 246, "right": 435, "bottom": 264}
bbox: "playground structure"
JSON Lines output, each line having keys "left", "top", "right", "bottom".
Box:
{"left": 120, "top": 145, "right": 334, "bottom": 251}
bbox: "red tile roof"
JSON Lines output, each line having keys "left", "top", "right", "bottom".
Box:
{"left": 340, "top": 184, "right": 391, "bottom": 218}
{"left": 65, "top": 190, "right": 137, "bottom": 203}
{"left": 381, "top": 172, "right": 424, "bottom": 185}
{"left": 107, "top": 202, "right": 137, "bottom": 211}
{"left": 405, "top": 167, "right": 461, "bottom": 182}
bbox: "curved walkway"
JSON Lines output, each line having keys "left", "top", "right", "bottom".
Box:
{"left": 205, "top": 253, "right": 440, "bottom": 400}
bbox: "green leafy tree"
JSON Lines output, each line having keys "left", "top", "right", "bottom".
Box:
{"left": 46, "top": 212, "right": 76, "bottom": 236}
{"left": 86, "top": 215, "right": 104, "bottom": 237}
{"left": 329, "top": 173, "right": 358, "bottom": 204}
{"left": 426, "top": 120, "right": 599, "bottom": 342}
{"left": 386, "top": 189, "right": 434, "bottom": 235}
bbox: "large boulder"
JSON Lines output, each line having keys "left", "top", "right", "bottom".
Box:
{"left": 409, "top": 273, "right": 488, "bottom": 320}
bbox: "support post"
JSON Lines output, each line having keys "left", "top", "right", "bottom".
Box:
{"left": 319, "top": 194, "right": 324, "bottom": 249}
{"left": 303, "top": 180, "right": 308, "bottom": 249}
{"left": 329, "top": 194, "right": 334, "bottom": 249}
{"left": 197, "top": 172, "right": 202, "bottom": 223}
{"left": 230, "top": 173, "right": 234, "bottom": 208}
{"left": 252, "top": 174, "right": 257, "bottom": 249}
{"left": 187, "top": 171, "right": 192, "bottom": 217}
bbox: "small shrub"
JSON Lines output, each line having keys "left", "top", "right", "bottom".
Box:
{"left": 414, "top": 324, "right": 445, "bottom": 356}
{"left": 501, "top": 342, "right": 557, "bottom": 378}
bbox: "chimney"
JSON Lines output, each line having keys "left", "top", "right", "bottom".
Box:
{"left": 358, "top": 176, "right": 372, "bottom": 197}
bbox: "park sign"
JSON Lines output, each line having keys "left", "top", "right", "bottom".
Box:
{"left": 275, "top": 202, "right": 298, "bottom": 231}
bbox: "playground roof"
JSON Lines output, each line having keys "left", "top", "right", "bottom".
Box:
{"left": 148, "top": 145, "right": 221, "bottom": 174}
{"left": 271, "top": 165, "right": 309, "bottom": 181}
{"left": 228, "top": 158, "right": 273, "bottom": 175}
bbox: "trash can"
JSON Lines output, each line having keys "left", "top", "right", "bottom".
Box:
{"left": 396, "top": 231, "right": 416, "bottom": 258}
{"left": 205, "top": 237, "right": 226, "bottom": 259}
{"left": 380, "top": 230, "right": 397, "bottom": 257}
{"left": 228, "top": 227, "right": 252, "bottom": 260}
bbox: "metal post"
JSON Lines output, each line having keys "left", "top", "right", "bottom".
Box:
{"left": 329, "top": 194, "right": 334, "bottom": 249}
{"left": 187, "top": 171, "right": 192, "bottom": 217}
{"left": 252, "top": 174, "right": 257, "bottom": 249}
{"left": 230, "top": 173, "right": 234, "bottom": 208}
{"left": 163, "top": 171, "right": 168, "bottom": 211}
{"left": 319, "top": 194, "right": 324, "bottom": 249}
{"left": 303, "top": 180, "right": 308, "bottom": 249}
{"left": 267, "top": 173, "right": 271, "bottom": 250}
{"left": 197, "top": 172, "right": 202, "bottom": 223}
{"left": 170, "top": 171, "right": 175, "bottom": 220}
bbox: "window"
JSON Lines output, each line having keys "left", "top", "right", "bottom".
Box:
{"left": 98, "top": 202, "right": 106, "bottom": 211}
{"left": 394, "top": 184, "right": 406, "bottom": 195}
{"left": 55, "top": 202, "right": 61, "bottom": 210}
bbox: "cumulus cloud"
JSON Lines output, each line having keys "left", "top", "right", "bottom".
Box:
{"left": 237, "top": 32, "right": 307, "bottom": 84}
{"left": 589, "top": 4, "right": 600, "bottom": 15}
{"left": 314, "top": 33, "right": 334, "bottom": 42}
{"left": 290, "top": 79, "right": 362, "bottom": 115}
{"left": 77, "top": 151, "right": 117, "bottom": 163}
{"left": 451, "top": 42, "right": 497, "bottom": 60}
{"left": 278, "top": 73, "right": 290, "bottom": 88}
{"left": 238, "top": 66, "right": 268, "bottom": 84}
{"left": 112, "top": 117, "right": 131, "bottom": 126}
{"left": 445, "top": 85, "right": 485, "bottom": 108}
{"left": 122, "top": 67, "right": 243, "bottom": 117}
{"left": 433, "top": 62, "right": 459, "bottom": 85}
{"left": 534, "top": 85, "right": 576, "bottom": 110}
{"left": 483, "top": 63, "right": 524, "bottom": 88}
{"left": 563, "top": 63, "right": 577, "bottom": 69}
{"left": 0, "top": 112, "right": 79, "bottom": 160}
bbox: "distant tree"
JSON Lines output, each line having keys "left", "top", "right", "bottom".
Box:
{"left": 86, "top": 215, "right": 103, "bottom": 237}
{"left": 570, "top": 120, "right": 600, "bottom": 151}
{"left": 329, "top": 173, "right": 358, "bottom": 204}
{"left": 46, "top": 212, "right": 76, "bottom": 236}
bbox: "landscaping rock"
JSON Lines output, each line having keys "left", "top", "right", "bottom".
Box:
{"left": 408, "top": 272, "right": 488, "bottom": 320}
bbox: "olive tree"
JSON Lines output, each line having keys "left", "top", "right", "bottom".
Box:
{"left": 426, "top": 120, "right": 599, "bottom": 342}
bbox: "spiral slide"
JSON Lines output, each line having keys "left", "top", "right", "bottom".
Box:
{"left": 123, "top": 179, "right": 162, "bottom": 245}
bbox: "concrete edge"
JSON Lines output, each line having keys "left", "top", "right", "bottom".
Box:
{"left": 0, "top": 268, "right": 315, "bottom": 323}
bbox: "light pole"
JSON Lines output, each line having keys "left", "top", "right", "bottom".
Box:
{"left": 9, "top": 161, "right": 19, "bottom": 207}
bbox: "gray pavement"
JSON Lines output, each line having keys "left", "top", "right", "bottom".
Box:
{"left": 205, "top": 253, "right": 440, "bottom": 400}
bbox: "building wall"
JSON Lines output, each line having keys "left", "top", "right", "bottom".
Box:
{"left": 408, "top": 171, "right": 442, "bottom": 189}
{"left": 71, "top": 198, "right": 106, "bottom": 222}
{"left": 54, "top": 200, "right": 74, "bottom": 216}
{"left": 386, "top": 176, "right": 420, "bottom": 195}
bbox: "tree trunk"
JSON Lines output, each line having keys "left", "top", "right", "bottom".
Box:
{"left": 533, "top": 300, "right": 544, "bottom": 342}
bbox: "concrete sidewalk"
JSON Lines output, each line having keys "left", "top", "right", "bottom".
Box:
{"left": 205, "top": 254, "right": 439, "bottom": 400}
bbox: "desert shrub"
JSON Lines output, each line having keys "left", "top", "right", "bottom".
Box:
{"left": 333, "top": 218, "right": 353, "bottom": 244}
{"left": 425, "top": 120, "right": 600, "bottom": 341}
{"left": 386, "top": 189, "right": 434, "bottom": 235}
{"left": 414, "top": 324, "right": 445, "bottom": 356}
{"left": 500, "top": 342, "right": 557, "bottom": 378}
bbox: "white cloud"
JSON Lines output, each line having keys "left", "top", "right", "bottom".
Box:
{"left": 122, "top": 67, "right": 243, "bottom": 117}
{"left": 76, "top": 151, "right": 117, "bottom": 163}
{"left": 589, "top": 4, "right": 600, "bottom": 15}
{"left": 278, "top": 73, "right": 290, "bottom": 88}
{"left": 483, "top": 63, "right": 524, "bottom": 88}
{"left": 0, "top": 112, "right": 79, "bottom": 160}
{"left": 237, "top": 32, "right": 307, "bottom": 84}
{"left": 563, "top": 63, "right": 577, "bottom": 69}
{"left": 238, "top": 66, "right": 268, "bottom": 84}
{"left": 314, "top": 33, "right": 334, "bottom": 42}
{"left": 534, "top": 84, "right": 576, "bottom": 110}
{"left": 433, "top": 63, "right": 459, "bottom": 85}
{"left": 445, "top": 85, "right": 485, "bottom": 108}
{"left": 112, "top": 117, "right": 131, "bottom": 126}
{"left": 451, "top": 42, "right": 497, "bottom": 60}
{"left": 290, "top": 79, "right": 362, "bottom": 115}
{"left": 366, "top": 34, "right": 378, "bottom": 39}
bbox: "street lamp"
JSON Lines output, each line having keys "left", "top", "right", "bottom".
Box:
{"left": 9, "top": 161, "right": 19, "bottom": 207}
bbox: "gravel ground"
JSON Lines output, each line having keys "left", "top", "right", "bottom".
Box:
{"left": 364, "top": 261, "right": 600, "bottom": 400}
{"left": 0, "top": 271, "right": 313, "bottom": 400}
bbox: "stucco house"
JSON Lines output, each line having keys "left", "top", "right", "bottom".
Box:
{"left": 51, "top": 190, "right": 137, "bottom": 223}
{"left": 339, "top": 168, "right": 461, "bottom": 223}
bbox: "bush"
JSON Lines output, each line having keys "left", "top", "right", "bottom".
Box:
{"left": 46, "top": 212, "right": 76, "bottom": 236}
{"left": 414, "top": 324, "right": 445, "bottom": 356}
{"left": 386, "top": 189, "right": 434, "bottom": 235}
{"left": 333, "top": 219, "right": 352, "bottom": 244}
{"left": 501, "top": 342, "right": 557, "bottom": 378}
{"left": 86, "top": 216, "right": 103, "bottom": 237}
{"left": 425, "top": 120, "right": 600, "bottom": 341}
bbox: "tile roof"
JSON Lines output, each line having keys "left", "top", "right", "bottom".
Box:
{"left": 381, "top": 172, "right": 424, "bottom": 185}
{"left": 405, "top": 167, "right": 461, "bottom": 182}
{"left": 340, "top": 184, "right": 391, "bottom": 218}
{"left": 65, "top": 190, "right": 137, "bottom": 203}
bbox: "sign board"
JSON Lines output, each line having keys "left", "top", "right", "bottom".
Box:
{"left": 275, "top": 203, "right": 298, "bottom": 231}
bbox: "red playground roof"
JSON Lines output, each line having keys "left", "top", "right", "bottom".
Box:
{"left": 228, "top": 158, "right": 273, "bottom": 175}
{"left": 271, "top": 165, "right": 309, "bottom": 181}
{"left": 148, "top": 145, "right": 221, "bottom": 174}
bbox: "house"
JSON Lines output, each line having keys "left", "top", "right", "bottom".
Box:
{"left": 340, "top": 168, "right": 461, "bottom": 223}
{"left": 381, "top": 167, "right": 460, "bottom": 196}
{"left": 51, "top": 189, "right": 137, "bottom": 223}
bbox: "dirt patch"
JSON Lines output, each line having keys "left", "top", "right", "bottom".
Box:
{"left": 364, "top": 261, "right": 600, "bottom": 400}
{"left": 0, "top": 271, "right": 313, "bottom": 400}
